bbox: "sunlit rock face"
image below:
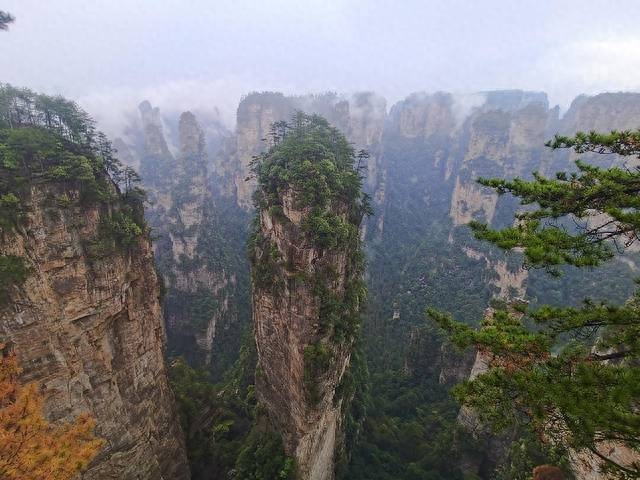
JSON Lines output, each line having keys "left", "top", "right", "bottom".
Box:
{"left": 0, "top": 179, "right": 189, "bottom": 479}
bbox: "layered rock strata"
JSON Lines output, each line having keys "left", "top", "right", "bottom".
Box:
{"left": 251, "top": 115, "right": 367, "bottom": 480}
{"left": 0, "top": 177, "right": 190, "bottom": 479}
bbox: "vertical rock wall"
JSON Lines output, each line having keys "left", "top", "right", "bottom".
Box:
{"left": 0, "top": 182, "right": 190, "bottom": 479}
{"left": 119, "top": 103, "right": 247, "bottom": 376}
{"left": 250, "top": 115, "right": 368, "bottom": 480}
{"left": 252, "top": 197, "right": 354, "bottom": 480}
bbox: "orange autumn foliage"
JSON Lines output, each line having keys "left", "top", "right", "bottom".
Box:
{"left": 0, "top": 344, "right": 104, "bottom": 480}
{"left": 532, "top": 464, "right": 565, "bottom": 480}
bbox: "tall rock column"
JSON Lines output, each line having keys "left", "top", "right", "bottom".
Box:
{"left": 250, "top": 113, "right": 369, "bottom": 480}
{"left": 126, "top": 103, "right": 246, "bottom": 375}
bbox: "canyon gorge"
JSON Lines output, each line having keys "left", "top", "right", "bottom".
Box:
{"left": 2, "top": 86, "right": 640, "bottom": 479}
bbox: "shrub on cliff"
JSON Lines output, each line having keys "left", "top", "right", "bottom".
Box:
{"left": 0, "top": 255, "right": 28, "bottom": 305}
{"left": 235, "top": 428, "right": 295, "bottom": 480}
{"left": 249, "top": 112, "right": 371, "bottom": 410}
{"left": 249, "top": 111, "right": 371, "bottom": 249}
{"left": 0, "top": 85, "right": 147, "bottom": 253}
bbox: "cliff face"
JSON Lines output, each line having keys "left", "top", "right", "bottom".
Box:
{"left": 105, "top": 89, "right": 640, "bottom": 478}
{"left": 253, "top": 197, "right": 352, "bottom": 480}
{"left": 232, "top": 93, "right": 296, "bottom": 208}
{"left": 118, "top": 103, "right": 249, "bottom": 376}
{"left": 155, "top": 111, "right": 230, "bottom": 368}
{"left": 0, "top": 173, "right": 189, "bottom": 478}
{"left": 560, "top": 93, "right": 640, "bottom": 134}
{"left": 116, "top": 93, "right": 385, "bottom": 380}
{"left": 451, "top": 93, "right": 557, "bottom": 226}
{"left": 373, "top": 90, "right": 557, "bottom": 232}
{"left": 355, "top": 90, "right": 640, "bottom": 479}
{"left": 365, "top": 91, "right": 640, "bottom": 345}
{"left": 115, "top": 90, "right": 640, "bottom": 381}
{"left": 250, "top": 114, "right": 367, "bottom": 480}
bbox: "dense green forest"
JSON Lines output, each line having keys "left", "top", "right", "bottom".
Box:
{"left": 165, "top": 111, "right": 640, "bottom": 479}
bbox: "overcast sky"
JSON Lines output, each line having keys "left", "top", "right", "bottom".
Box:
{"left": 2, "top": 0, "right": 640, "bottom": 129}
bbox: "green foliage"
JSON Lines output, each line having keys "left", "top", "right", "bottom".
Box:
{"left": 169, "top": 289, "right": 219, "bottom": 330}
{"left": 56, "top": 193, "right": 72, "bottom": 207}
{"left": 235, "top": 427, "right": 296, "bottom": 480}
{"left": 85, "top": 208, "right": 145, "bottom": 258}
{"left": 334, "top": 347, "right": 369, "bottom": 476}
{"left": 313, "top": 275, "right": 365, "bottom": 342}
{"left": 250, "top": 111, "right": 371, "bottom": 251}
{"left": 0, "top": 254, "right": 28, "bottom": 304}
{"left": 433, "top": 130, "right": 640, "bottom": 478}
{"left": 169, "top": 343, "right": 296, "bottom": 480}
{"left": 428, "top": 307, "right": 548, "bottom": 364}
{"left": 470, "top": 219, "right": 612, "bottom": 275}
{"left": 303, "top": 211, "right": 358, "bottom": 250}
{"left": 0, "top": 86, "right": 147, "bottom": 263}
{"left": 106, "top": 210, "right": 144, "bottom": 246}
{"left": 0, "top": 126, "right": 111, "bottom": 205}
{"left": 249, "top": 230, "right": 285, "bottom": 294}
{"left": 249, "top": 111, "right": 369, "bottom": 394}
{"left": 341, "top": 368, "right": 484, "bottom": 480}
{"left": 0, "top": 84, "right": 94, "bottom": 143}
{"left": 0, "top": 192, "right": 20, "bottom": 228}
{"left": 471, "top": 130, "right": 640, "bottom": 274}
{"left": 492, "top": 432, "right": 573, "bottom": 480}
{"left": 0, "top": 11, "right": 14, "bottom": 31}
{"left": 303, "top": 342, "right": 331, "bottom": 404}
{"left": 168, "top": 357, "right": 254, "bottom": 479}
{"left": 0, "top": 85, "right": 140, "bottom": 199}
{"left": 342, "top": 124, "right": 508, "bottom": 479}
{"left": 159, "top": 148, "right": 253, "bottom": 379}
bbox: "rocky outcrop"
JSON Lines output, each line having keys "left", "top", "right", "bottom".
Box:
{"left": 118, "top": 103, "right": 247, "bottom": 376}
{"left": 253, "top": 195, "right": 356, "bottom": 480}
{"left": 560, "top": 93, "right": 640, "bottom": 134}
{"left": 232, "top": 93, "right": 296, "bottom": 208}
{"left": 254, "top": 202, "right": 343, "bottom": 478}
{"left": 251, "top": 115, "right": 367, "bottom": 480}
{"left": 569, "top": 443, "right": 639, "bottom": 479}
{"left": 0, "top": 177, "right": 189, "bottom": 478}
{"left": 158, "top": 111, "right": 230, "bottom": 367}
{"left": 453, "top": 305, "right": 525, "bottom": 478}
{"left": 229, "top": 92, "right": 386, "bottom": 209}
{"left": 450, "top": 92, "right": 557, "bottom": 226}
{"left": 117, "top": 93, "right": 385, "bottom": 379}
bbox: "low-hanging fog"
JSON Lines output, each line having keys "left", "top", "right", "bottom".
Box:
{"left": 2, "top": 0, "right": 639, "bottom": 134}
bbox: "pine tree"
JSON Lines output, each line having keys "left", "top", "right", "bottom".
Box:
{"left": 0, "top": 345, "right": 104, "bottom": 480}
{"left": 0, "top": 11, "right": 14, "bottom": 31}
{"left": 429, "top": 130, "right": 640, "bottom": 478}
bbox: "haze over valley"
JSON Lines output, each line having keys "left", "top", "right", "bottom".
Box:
{"left": 1, "top": 2, "right": 639, "bottom": 480}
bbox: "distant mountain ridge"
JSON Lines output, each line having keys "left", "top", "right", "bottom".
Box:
{"left": 115, "top": 88, "right": 640, "bottom": 376}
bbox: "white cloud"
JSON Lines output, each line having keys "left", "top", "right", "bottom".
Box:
{"left": 534, "top": 35, "right": 640, "bottom": 109}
